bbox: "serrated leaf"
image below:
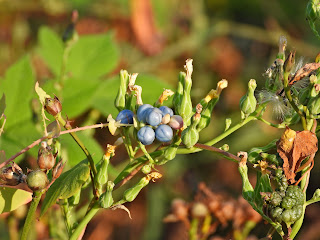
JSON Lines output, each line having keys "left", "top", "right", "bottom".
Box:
{"left": 38, "top": 27, "right": 64, "bottom": 76}
{"left": 0, "top": 56, "right": 34, "bottom": 129}
{"left": 66, "top": 33, "right": 120, "bottom": 79}
{"left": 41, "top": 159, "right": 90, "bottom": 217}
{"left": 0, "top": 187, "right": 32, "bottom": 213}
{"left": 0, "top": 94, "right": 6, "bottom": 116}
{"left": 35, "top": 81, "right": 51, "bottom": 105}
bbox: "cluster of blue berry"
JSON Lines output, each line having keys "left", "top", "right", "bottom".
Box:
{"left": 116, "top": 104, "right": 183, "bottom": 145}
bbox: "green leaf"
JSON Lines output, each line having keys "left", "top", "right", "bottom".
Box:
{"left": 62, "top": 78, "right": 100, "bottom": 118}
{"left": 67, "top": 33, "right": 120, "bottom": 79}
{"left": 0, "top": 187, "right": 32, "bottom": 213}
{"left": 38, "top": 27, "right": 64, "bottom": 76}
{"left": 60, "top": 131, "right": 103, "bottom": 166}
{"left": 0, "top": 121, "right": 40, "bottom": 162}
{"left": 0, "top": 94, "right": 6, "bottom": 116}
{"left": 41, "top": 159, "right": 90, "bottom": 217}
{"left": 0, "top": 56, "right": 34, "bottom": 129}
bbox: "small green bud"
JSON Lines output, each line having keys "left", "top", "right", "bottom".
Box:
{"left": 99, "top": 181, "right": 115, "bottom": 208}
{"left": 115, "top": 70, "right": 129, "bottom": 111}
{"left": 240, "top": 79, "right": 257, "bottom": 118}
{"left": 44, "top": 96, "right": 62, "bottom": 116}
{"left": 141, "top": 164, "right": 152, "bottom": 174}
{"left": 181, "top": 126, "right": 199, "bottom": 148}
{"left": 123, "top": 176, "right": 150, "bottom": 202}
{"left": 26, "top": 170, "right": 48, "bottom": 191}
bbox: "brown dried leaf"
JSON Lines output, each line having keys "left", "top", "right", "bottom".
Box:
{"left": 289, "top": 62, "right": 320, "bottom": 85}
{"left": 277, "top": 128, "right": 318, "bottom": 184}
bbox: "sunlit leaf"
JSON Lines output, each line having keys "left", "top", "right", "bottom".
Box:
{"left": 35, "top": 82, "right": 51, "bottom": 106}
{"left": 0, "top": 94, "right": 5, "bottom": 116}
{"left": 67, "top": 33, "right": 120, "bottom": 79}
{"left": 0, "top": 187, "right": 32, "bottom": 214}
{"left": 38, "top": 27, "right": 64, "bottom": 76}
{"left": 40, "top": 159, "right": 90, "bottom": 217}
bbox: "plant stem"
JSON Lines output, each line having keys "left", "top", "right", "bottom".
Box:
{"left": 21, "top": 191, "right": 43, "bottom": 240}
{"left": 177, "top": 114, "right": 257, "bottom": 154}
{"left": 61, "top": 199, "right": 73, "bottom": 236}
{"left": 283, "top": 72, "right": 307, "bottom": 130}
{"left": 69, "top": 203, "right": 100, "bottom": 240}
{"left": 56, "top": 114, "right": 97, "bottom": 177}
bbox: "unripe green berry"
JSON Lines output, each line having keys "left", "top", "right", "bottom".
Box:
{"left": 27, "top": 170, "right": 48, "bottom": 191}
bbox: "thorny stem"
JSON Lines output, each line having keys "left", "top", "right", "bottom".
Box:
{"left": 20, "top": 191, "right": 43, "bottom": 240}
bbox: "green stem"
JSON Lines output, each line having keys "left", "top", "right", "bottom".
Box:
{"left": 256, "top": 117, "right": 286, "bottom": 128}
{"left": 177, "top": 113, "right": 257, "bottom": 154}
{"left": 21, "top": 191, "right": 43, "bottom": 240}
{"left": 69, "top": 203, "right": 100, "bottom": 240}
{"left": 283, "top": 72, "right": 307, "bottom": 130}
{"left": 61, "top": 199, "right": 73, "bottom": 236}
{"left": 138, "top": 142, "right": 154, "bottom": 163}
{"left": 189, "top": 218, "right": 199, "bottom": 240}
{"left": 56, "top": 114, "right": 97, "bottom": 176}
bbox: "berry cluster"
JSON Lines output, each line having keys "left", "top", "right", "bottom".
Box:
{"left": 116, "top": 104, "right": 183, "bottom": 145}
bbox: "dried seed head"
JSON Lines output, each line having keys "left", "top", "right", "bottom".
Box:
{"left": 52, "top": 160, "right": 65, "bottom": 179}
{"left": 0, "top": 163, "right": 25, "bottom": 186}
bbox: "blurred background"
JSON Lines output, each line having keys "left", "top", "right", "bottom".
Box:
{"left": 1, "top": 0, "right": 320, "bottom": 239}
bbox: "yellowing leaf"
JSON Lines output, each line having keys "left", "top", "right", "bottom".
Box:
{"left": 0, "top": 187, "right": 32, "bottom": 214}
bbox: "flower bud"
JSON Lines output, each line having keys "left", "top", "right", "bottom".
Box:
{"left": 141, "top": 164, "right": 152, "bottom": 174}
{"left": 123, "top": 176, "right": 150, "bottom": 202}
{"left": 99, "top": 181, "right": 115, "bottom": 208}
{"left": 240, "top": 79, "right": 257, "bottom": 118}
{"left": 26, "top": 170, "right": 48, "bottom": 191}
{"left": 44, "top": 96, "right": 62, "bottom": 116}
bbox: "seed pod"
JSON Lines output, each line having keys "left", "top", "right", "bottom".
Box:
{"left": 0, "top": 166, "right": 24, "bottom": 186}
{"left": 172, "top": 72, "right": 185, "bottom": 111}
{"left": 240, "top": 79, "right": 257, "bottom": 119}
{"left": 52, "top": 160, "right": 65, "bottom": 179}
{"left": 174, "top": 60, "right": 194, "bottom": 126}
{"left": 114, "top": 70, "right": 129, "bottom": 111}
{"left": 99, "top": 181, "right": 115, "bottom": 208}
{"left": 37, "top": 144, "right": 56, "bottom": 171}
{"left": 26, "top": 170, "right": 49, "bottom": 191}
{"left": 123, "top": 176, "right": 150, "bottom": 202}
{"left": 95, "top": 153, "right": 111, "bottom": 194}
{"left": 44, "top": 96, "right": 62, "bottom": 116}
{"left": 283, "top": 50, "right": 295, "bottom": 73}
{"left": 181, "top": 104, "right": 202, "bottom": 148}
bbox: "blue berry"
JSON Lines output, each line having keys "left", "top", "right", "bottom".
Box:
{"left": 155, "top": 124, "right": 173, "bottom": 142}
{"left": 146, "top": 108, "right": 162, "bottom": 126}
{"left": 159, "top": 106, "right": 174, "bottom": 117}
{"left": 116, "top": 109, "right": 134, "bottom": 124}
{"left": 137, "top": 126, "right": 155, "bottom": 145}
{"left": 137, "top": 104, "right": 153, "bottom": 123}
